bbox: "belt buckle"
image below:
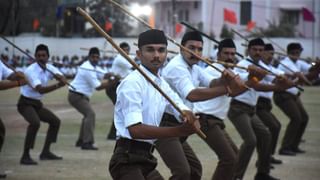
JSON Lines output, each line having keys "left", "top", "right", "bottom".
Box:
{"left": 149, "top": 145, "right": 155, "bottom": 154}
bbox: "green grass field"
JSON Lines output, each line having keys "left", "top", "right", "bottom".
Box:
{"left": 0, "top": 86, "right": 319, "bottom": 180}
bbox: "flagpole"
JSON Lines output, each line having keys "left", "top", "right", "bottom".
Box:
{"left": 312, "top": 0, "right": 315, "bottom": 58}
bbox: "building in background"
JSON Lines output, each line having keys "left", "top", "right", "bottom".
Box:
{"left": 0, "top": 0, "right": 318, "bottom": 39}
{"left": 139, "top": 0, "right": 319, "bottom": 39}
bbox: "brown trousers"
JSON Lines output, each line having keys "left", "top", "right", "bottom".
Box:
{"left": 105, "top": 82, "right": 120, "bottom": 139}
{"left": 0, "top": 118, "right": 5, "bottom": 151}
{"left": 68, "top": 91, "right": 95, "bottom": 144}
{"left": 109, "top": 139, "right": 163, "bottom": 180}
{"left": 273, "top": 92, "right": 309, "bottom": 150}
{"left": 228, "top": 100, "right": 271, "bottom": 179}
{"left": 198, "top": 114, "right": 238, "bottom": 180}
{"left": 155, "top": 113, "right": 202, "bottom": 180}
{"left": 17, "top": 95, "right": 60, "bottom": 150}
{"left": 256, "top": 97, "right": 281, "bottom": 155}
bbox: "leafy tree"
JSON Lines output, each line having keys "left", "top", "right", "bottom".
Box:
{"left": 249, "top": 19, "right": 296, "bottom": 38}
{"left": 85, "top": 0, "right": 133, "bottom": 37}
{"left": 220, "top": 24, "right": 234, "bottom": 39}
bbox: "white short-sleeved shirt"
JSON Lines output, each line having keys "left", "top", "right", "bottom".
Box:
{"left": 110, "top": 54, "right": 133, "bottom": 79}
{"left": 21, "top": 62, "right": 62, "bottom": 100}
{"left": 0, "top": 60, "right": 13, "bottom": 80}
{"left": 232, "top": 57, "right": 258, "bottom": 106}
{"left": 258, "top": 61, "right": 284, "bottom": 99}
{"left": 278, "top": 57, "right": 311, "bottom": 95}
{"left": 193, "top": 63, "right": 231, "bottom": 120}
{"left": 161, "top": 54, "right": 212, "bottom": 110}
{"left": 70, "top": 61, "right": 105, "bottom": 97}
{"left": 114, "top": 65, "right": 190, "bottom": 144}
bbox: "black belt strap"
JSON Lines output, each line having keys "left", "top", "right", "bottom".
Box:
{"left": 116, "top": 138, "right": 154, "bottom": 153}
{"left": 69, "top": 90, "right": 86, "bottom": 97}
{"left": 196, "top": 113, "right": 223, "bottom": 121}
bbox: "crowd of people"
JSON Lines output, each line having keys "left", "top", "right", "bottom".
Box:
{"left": 1, "top": 29, "right": 320, "bottom": 180}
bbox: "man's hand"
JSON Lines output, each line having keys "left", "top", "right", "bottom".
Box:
{"left": 54, "top": 74, "right": 67, "bottom": 87}
{"left": 274, "top": 75, "right": 295, "bottom": 90}
{"left": 248, "top": 65, "right": 268, "bottom": 81}
{"left": 14, "top": 72, "right": 26, "bottom": 80}
{"left": 178, "top": 110, "right": 201, "bottom": 136}
{"left": 181, "top": 110, "right": 198, "bottom": 125}
{"left": 17, "top": 78, "right": 28, "bottom": 86}
{"left": 221, "top": 69, "right": 248, "bottom": 97}
{"left": 104, "top": 72, "right": 121, "bottom": 85}
{"left": 294, "top": 72, "right": 312, "bottom": 85}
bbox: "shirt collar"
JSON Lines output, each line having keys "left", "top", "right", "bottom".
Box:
{"left": 140, "top": 65, "right": 161, "bottom": 83}
{"left": 177, "top": 54, "right": 193, "bottom": 70}
{"left": 35, "top": 62, "right": 47, "bottom": 72}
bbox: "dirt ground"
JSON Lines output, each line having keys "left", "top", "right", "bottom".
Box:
{"left": 0, "top": 86, "right": 319, "bottom": 180}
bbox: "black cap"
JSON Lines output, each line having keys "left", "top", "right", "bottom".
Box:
{"left": 181, "top": 31, "right": 203, "bottom": 45}
{"left": 138, "top": 29, "right": 167, "bottom": 48}
{"left": 264, "top": 43, "right": 274, "bottom": 51}
{"left": 218, "top": 38, "right": 236, "bottom": 52}
{"left": 287, "top": 43, "right": 303, "bottom": 53}
{"left": 248, "top": 38, "right": 265, "bottom": 48}
{"left": 89, "top": 47, "right": 100, "bottom": 56}
{"left": 35, "top": 44, "right": 49, "bottom": 56}
{"left": 120, "top": 42, "right": 130, "bottom": 49}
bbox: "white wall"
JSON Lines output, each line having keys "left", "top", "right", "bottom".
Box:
{"left": 1, "top": 36, "right": 319, "bottom": 59}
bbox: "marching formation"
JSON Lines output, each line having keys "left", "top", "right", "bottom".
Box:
{"left": 1, "top": 4, "right": 320, "bottom": 180}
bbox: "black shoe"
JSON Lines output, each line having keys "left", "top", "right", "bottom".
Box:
{"left": 75, "top": 139, "right": 83, "bottom": 147}
{"left": 40, "top": 151, "right": 63, "bottom": 160}
{"left": 254, "top": 173, "right": 280, "bottom": 180}
{"left": 81, "top": 143, "right": 98, "bottom": 150}
{"left": 292, "top": 147, "right": 306, "bottom": 154}
{"left": 0, "top": 173, "right": 6, "bottom": 179}
{"left": 20, "top": 156, "right": 38, "bottom": 165}
{"left": 270, "top": 156, "right": 282, "bottom": 164}
{"left": 255, "top": 161, "right": 274, "bottom": 169}
{"left": 279, "top": 148, "right": 296, "bottom": 156}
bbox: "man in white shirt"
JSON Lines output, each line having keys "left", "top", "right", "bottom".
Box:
{"left": 17, "top": 44, "right": 67, "bottom": 165}
{"left": 106, "top": 42, "right": 131, "bottom": 140}
{"left": 273, "top": 43, "right": 318, "bottom": 156}
{"left": 257, "top": 44, "right": 283, "bottom": 164}
{"left": 192, "top": 38, "right": 248, "bottom": 180}
{"left": 109, "top": 29, "right": 200, "bottom": 180}
{"left": 0, "top": 60, "right": 27, "bottom": 177}
{"left": 157, "top": 31, "right": 245, "bottom": 180}
{"left": 228, "top": 38, "right": 293, "bottom": 180}
{"left": 68, "top": 47, "right": 118, "bottom": 150}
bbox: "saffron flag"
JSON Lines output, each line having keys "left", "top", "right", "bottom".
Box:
{"left": 175, "top": 23, "right": 183, "bottom": 34}
{"left": 224, "top": 8, "right": 237, "bottom": 24}
{"left": 104, "top": 20, "right": 112, "bottom": 32}
{"left": 302, "top": 7, "right": 315, "bottom": 22}
{"left": 149, "top": 13, "right": 155, "bottom": 29}
{"left": 33, "top": 18, "right": 40, "bottom": 31}
{"left": 246, "top": 21, "right": 256, "bottom": 31}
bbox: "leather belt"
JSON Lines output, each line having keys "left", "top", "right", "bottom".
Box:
{"left": 231, "top": 99, "right": 255, "bottom": 110}
{"left": 116, "top": 138, "right": 154, "bottom": 154}
{"left": 196, "top": 113, "right": 223, "bottom": 121}
{"left": 69, "top": 90, "right": 86, "bottom": 97}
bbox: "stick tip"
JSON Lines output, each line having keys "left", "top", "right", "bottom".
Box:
{"left": 76, "top": 7, "right": 82, "bottom": 12}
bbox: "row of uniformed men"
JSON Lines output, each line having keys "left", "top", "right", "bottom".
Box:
{"left": 0, "top": 29, "right": 317, "bottom": 180}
